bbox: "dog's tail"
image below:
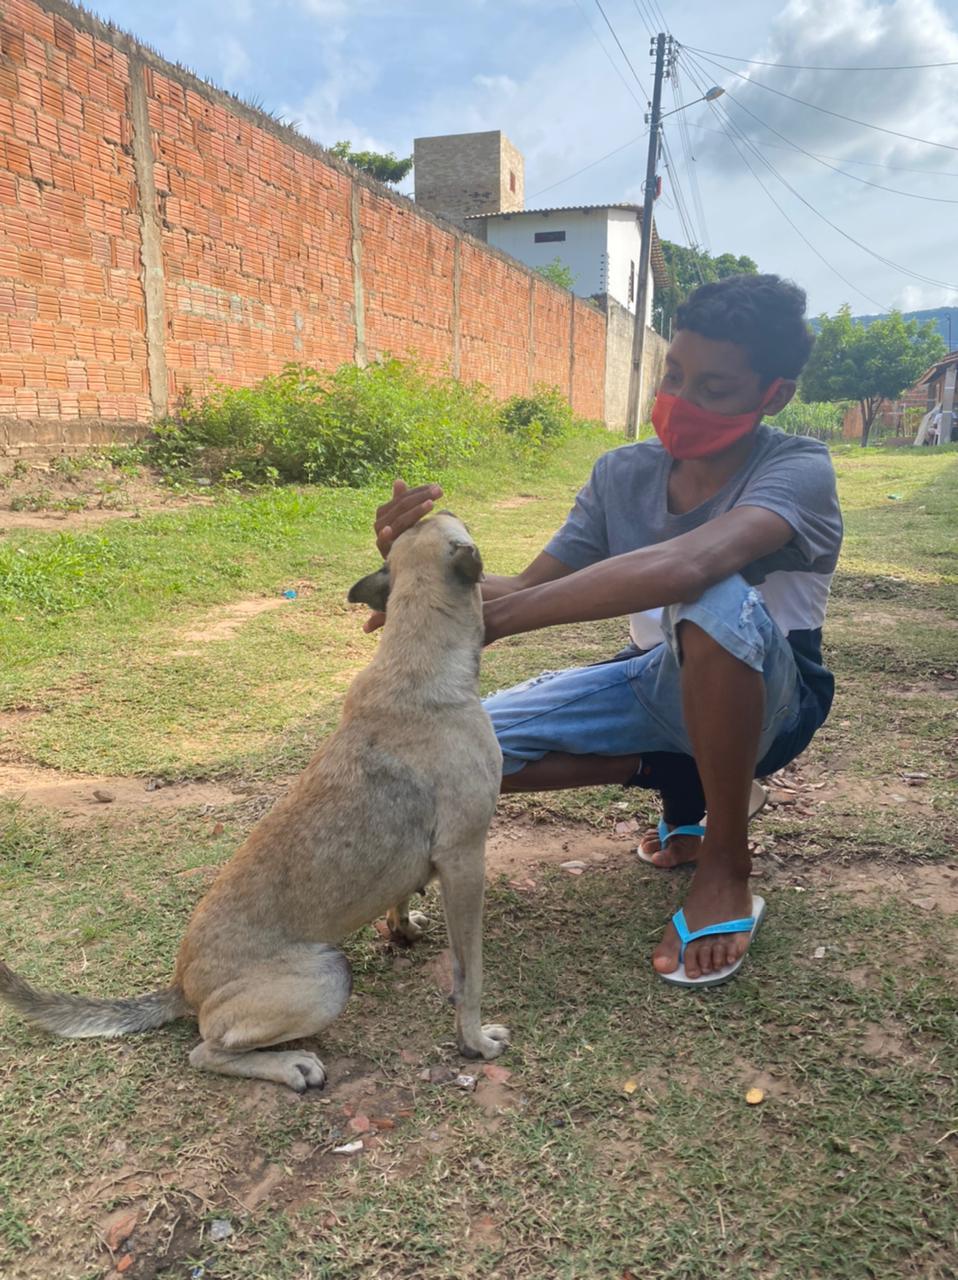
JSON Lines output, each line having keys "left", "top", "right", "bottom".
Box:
{"left": 0, "top": 961, "right": 188, "bottom": 1038}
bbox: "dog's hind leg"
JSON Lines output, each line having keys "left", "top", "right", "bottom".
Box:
{"left": 386, "top": 897, "right": 429, "bottom": 943}
{"left": 188, "top": 943, "right": 351, "bottom": 1092}
{"left": 437, "top": 844, "right": 510, "bottom": 1061}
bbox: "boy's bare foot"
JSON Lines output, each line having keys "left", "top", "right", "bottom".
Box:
{"left": 637, "top": 826, "right": 701, "bottom": 868}
{"left": 637, "top": 783, "right": 767, "bottom": 869}
{"left": 652, "top": 854, "right": 755, "bottom": 979}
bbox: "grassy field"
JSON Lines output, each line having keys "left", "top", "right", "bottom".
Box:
{"left": 1, "top": 435, "right": 956, "bottom": 1279}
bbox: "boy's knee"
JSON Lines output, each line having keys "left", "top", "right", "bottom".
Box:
{"left": 663, "top": 575, "right": 769, "bottom": 674}
{"left": 674, "top": 617, "right": 727, "bottom": 662}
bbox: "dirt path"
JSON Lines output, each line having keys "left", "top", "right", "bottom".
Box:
{"left": 0, "top": 763, "right": 242, "bottom": 818}
{"left": 3, "top": 756, "right": 954, "bottom": 912}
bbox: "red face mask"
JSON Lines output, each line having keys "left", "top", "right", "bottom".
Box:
{"left": 651, "top": 379, "right": 785, "bottom": 460}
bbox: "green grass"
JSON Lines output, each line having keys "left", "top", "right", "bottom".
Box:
{"left": 0, "top": 803, "right": 955, "bottom": 1278}
{"left": 0, "top": 430, "right": 611, "bottom": 778}
{"left": 0, "top": 437, "right": 956, "bottom": 1278}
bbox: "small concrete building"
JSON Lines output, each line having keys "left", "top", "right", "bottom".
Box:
{"left": 412, "top": 130, "right": 671, "bottom": 430}
{"left": 413, "top": 130, "right": 524, "bottom": 226}
{"left": 465, "top": 204, "right": 668, "bottom": 327}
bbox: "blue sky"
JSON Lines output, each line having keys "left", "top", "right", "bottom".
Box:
{"left": 97, "top": 0, "right": 958, "bottom": 317}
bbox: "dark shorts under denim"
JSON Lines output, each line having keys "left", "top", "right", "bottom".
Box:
{"left": 482, "top": 574, "right": 821, "bottom": 824}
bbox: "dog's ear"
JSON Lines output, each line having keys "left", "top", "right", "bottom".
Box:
{"left": 450, "top": 540, "right": 483, "bottom": 585}
{"left": 347, "top": 564, "right": 391, "bottom": 612}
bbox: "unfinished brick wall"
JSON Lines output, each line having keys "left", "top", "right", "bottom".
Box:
{"left": 359, "top": 187, "right": 456, "bottom": 372}
{"left": 0, "top": 0, "right": 607, "bottom": 460}
{"left": 571, "top": 299, "right": 606, "bottom": 421}
{"left": 148, "top": 64, "right": 356, "bottom": 399}
{"left": 0, "top": 0, "right": 150, "bottom": 447}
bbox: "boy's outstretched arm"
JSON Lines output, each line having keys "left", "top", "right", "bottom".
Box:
{"left": 363, "top": 479, "right": 574, "bottom": 633}
{"left": 484, "top": 505, "right": 794, "bottom": 644}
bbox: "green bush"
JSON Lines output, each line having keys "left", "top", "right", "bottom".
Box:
{"left": 497, "top": 385, "right": 576, "bottom": 455}
{"left": 773, "top": 397, "right": 850, "bottom": 441}
{"left": 149, "top": 360, "right": 580, "bottom": 487}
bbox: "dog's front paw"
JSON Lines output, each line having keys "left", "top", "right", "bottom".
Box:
{"left": 461, "top": 1023, "right": 511, "bottom": 1060}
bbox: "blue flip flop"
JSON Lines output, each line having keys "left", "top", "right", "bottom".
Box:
{"left": 636, "top": 782, "right": 768, "bottom": 868}
{"left": 658, "top": 895, "right": 767, "bottom": 989}
{"left": 636, "top": 821, "right": 706, "bottom": 866}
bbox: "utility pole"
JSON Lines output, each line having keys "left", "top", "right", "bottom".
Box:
{"left": 625, "top": 33, "right": 668, "bottom": 439}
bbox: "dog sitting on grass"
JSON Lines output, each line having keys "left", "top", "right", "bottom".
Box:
{"left": 0, "top": 512, "right": 509, "bottom": 1091}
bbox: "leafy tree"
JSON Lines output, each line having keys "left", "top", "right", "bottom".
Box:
{"left": 330, "top": 141, "right": 413, "bottom": 185}
{"left": 801, "top": 305, "right": 946, "bottom": 446}
{"left": 535, "top": 257, "right": 575, "bottom": 290}
{"left": 653, "top": 243, "right": 758, "bottom": 335}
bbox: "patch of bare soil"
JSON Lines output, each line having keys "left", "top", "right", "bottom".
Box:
{"left": 817, "top": 860, "right": 958, "bottom": 915}
{"left": 21, "top": 1052, "right": 419, "bottom": 1280}
{"left": 0, "top": 458, "right": 210, "bottom": 534}
{"left": 844, "top": 608, "right": 958, "bottom": 631}
{"left": 170, "top": 596, "right": 293, "bottom": 655}
{"left": 0, "top": 763, "right": 241, "bottom": 819}
{"left": 492, "top": 493, "right": 541, "bottom": 510}
{"left": 485, "top": 811, "right": 625, "bottom": 881}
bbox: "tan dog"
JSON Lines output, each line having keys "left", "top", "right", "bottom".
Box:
{"left": 0, "top": 512, "right": 508, "bottom": 1090}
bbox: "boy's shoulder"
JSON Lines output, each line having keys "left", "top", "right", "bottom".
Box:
{"left": 596, "top": 437, "right": 668, "bottom": 477}
{"left": 751, "top": 426, "right": 837, "bottom": 475}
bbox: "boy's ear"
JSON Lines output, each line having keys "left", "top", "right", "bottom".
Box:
{"left": 763, "top": 378, "right": 796, "bottom": 416}
{"left": 347, "top": 564, "right": 391, "bottom": 613}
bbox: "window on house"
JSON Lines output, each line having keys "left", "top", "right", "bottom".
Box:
{"left": 534, "top": 230, "right": 566, "bottom": 243}
{"left": 628, "top": 260, "right": 635, "bottom": 304}
{"left": 509, "top": 170, "right": 517, "bottom": 194}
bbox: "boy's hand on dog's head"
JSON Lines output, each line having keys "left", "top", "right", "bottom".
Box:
{"left": 375, "top": 479, "right": 443, "bottom": 558}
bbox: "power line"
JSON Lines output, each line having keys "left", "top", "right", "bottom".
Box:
{"left": 719, "top": 85, "right": 958, "bottom": 204}
{"left": 689, "top": 48, "right": 958, "bottom": 154}
{"left": 593, "top": 0, "right": 651, "bottom": 99}
{"left": 572, "top": 0, "right": 646, "bottom": 110}
{"left": 678, "top": 55, "right": 891, "bottom": 311}
{"left": 681, "top": 120, "right": 958, "bottom": 180}
{"left": 669, "top": 58, "right": 711, "bottom": 249}
{"left": 645, "top": 0, "right": 670, "bottom": 34}
{"left": 660, "top": 131, "right": 706, "bottom": 265}
{"left": 528, "top": 130, "right": 649, "bottom": 199}
{"left": 684, "top": 45, "right": 958, "bottom": 72}
{"left": 681, "top": 49, "right": 958, "bottom": 292}
{"left": 631, "top": 0, "right": 658, "bottom": 35}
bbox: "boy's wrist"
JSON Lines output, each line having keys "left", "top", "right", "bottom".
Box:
{"left": 482, "top": 596, "right": 510, "bottom": 646}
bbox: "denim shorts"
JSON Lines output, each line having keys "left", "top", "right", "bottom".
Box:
{"left": 483, "top": 574, "right": 802, "bottom": 776}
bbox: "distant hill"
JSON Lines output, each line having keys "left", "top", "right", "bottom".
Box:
{"left": 811, "top": 306, "right": 957, "bottom": 348}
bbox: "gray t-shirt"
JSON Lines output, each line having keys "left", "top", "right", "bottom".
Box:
{"left": 545, "top": 425, "right": 843, "bottom": 649}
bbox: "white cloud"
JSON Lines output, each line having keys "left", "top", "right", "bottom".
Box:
{"left": 696, "top": 0, "right": 958, "bottom": 170}
{"left": 473, "top": 73, "right": 518, "bottom": 95}
{"left": 279, "top": 34, "right": 388, "bottom": 152}
{"left": 219, "top": 36, "right": 251, "bottom": 88}
{"left": 896, "top": 284, "right": 958, "bottom": 311}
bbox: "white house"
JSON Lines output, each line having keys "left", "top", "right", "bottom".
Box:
{"left": 465, "top": 204, "right": 669, "bottom": 327}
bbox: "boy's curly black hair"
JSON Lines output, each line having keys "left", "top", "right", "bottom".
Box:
{"left": 675, "top": 273, "right": 815, "bottom": 385}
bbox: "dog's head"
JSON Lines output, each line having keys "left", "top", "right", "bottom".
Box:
{"left": 347, "top": 511, "right": 483, "bottom": 616}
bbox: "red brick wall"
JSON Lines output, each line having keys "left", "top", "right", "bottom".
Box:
{"left": 572, "top": 298, "right": 606, "bottom": 421}
{"left": 458, "top": 238, "right": 530, "bottom": 393}
{"left": 359, "top": 187, "right": 456, "bottom": 371}
{"left": 0, "top": 0, "right": 150, "bottom": 434}
{"left": 148, "top": 66, "right": 356, "bottom": 399}
{"left": 531, "top": 277, "right": 571, "bottom": 394}
{"left": 0, "top": 0, "right": 606, "bottom": 457}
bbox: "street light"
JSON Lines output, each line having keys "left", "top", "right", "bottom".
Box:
{"left": 626, "top": 45, "right": 726, "bottom": 437}
{"left": 658, "top": 86, "right": 725, "bottom": 121}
